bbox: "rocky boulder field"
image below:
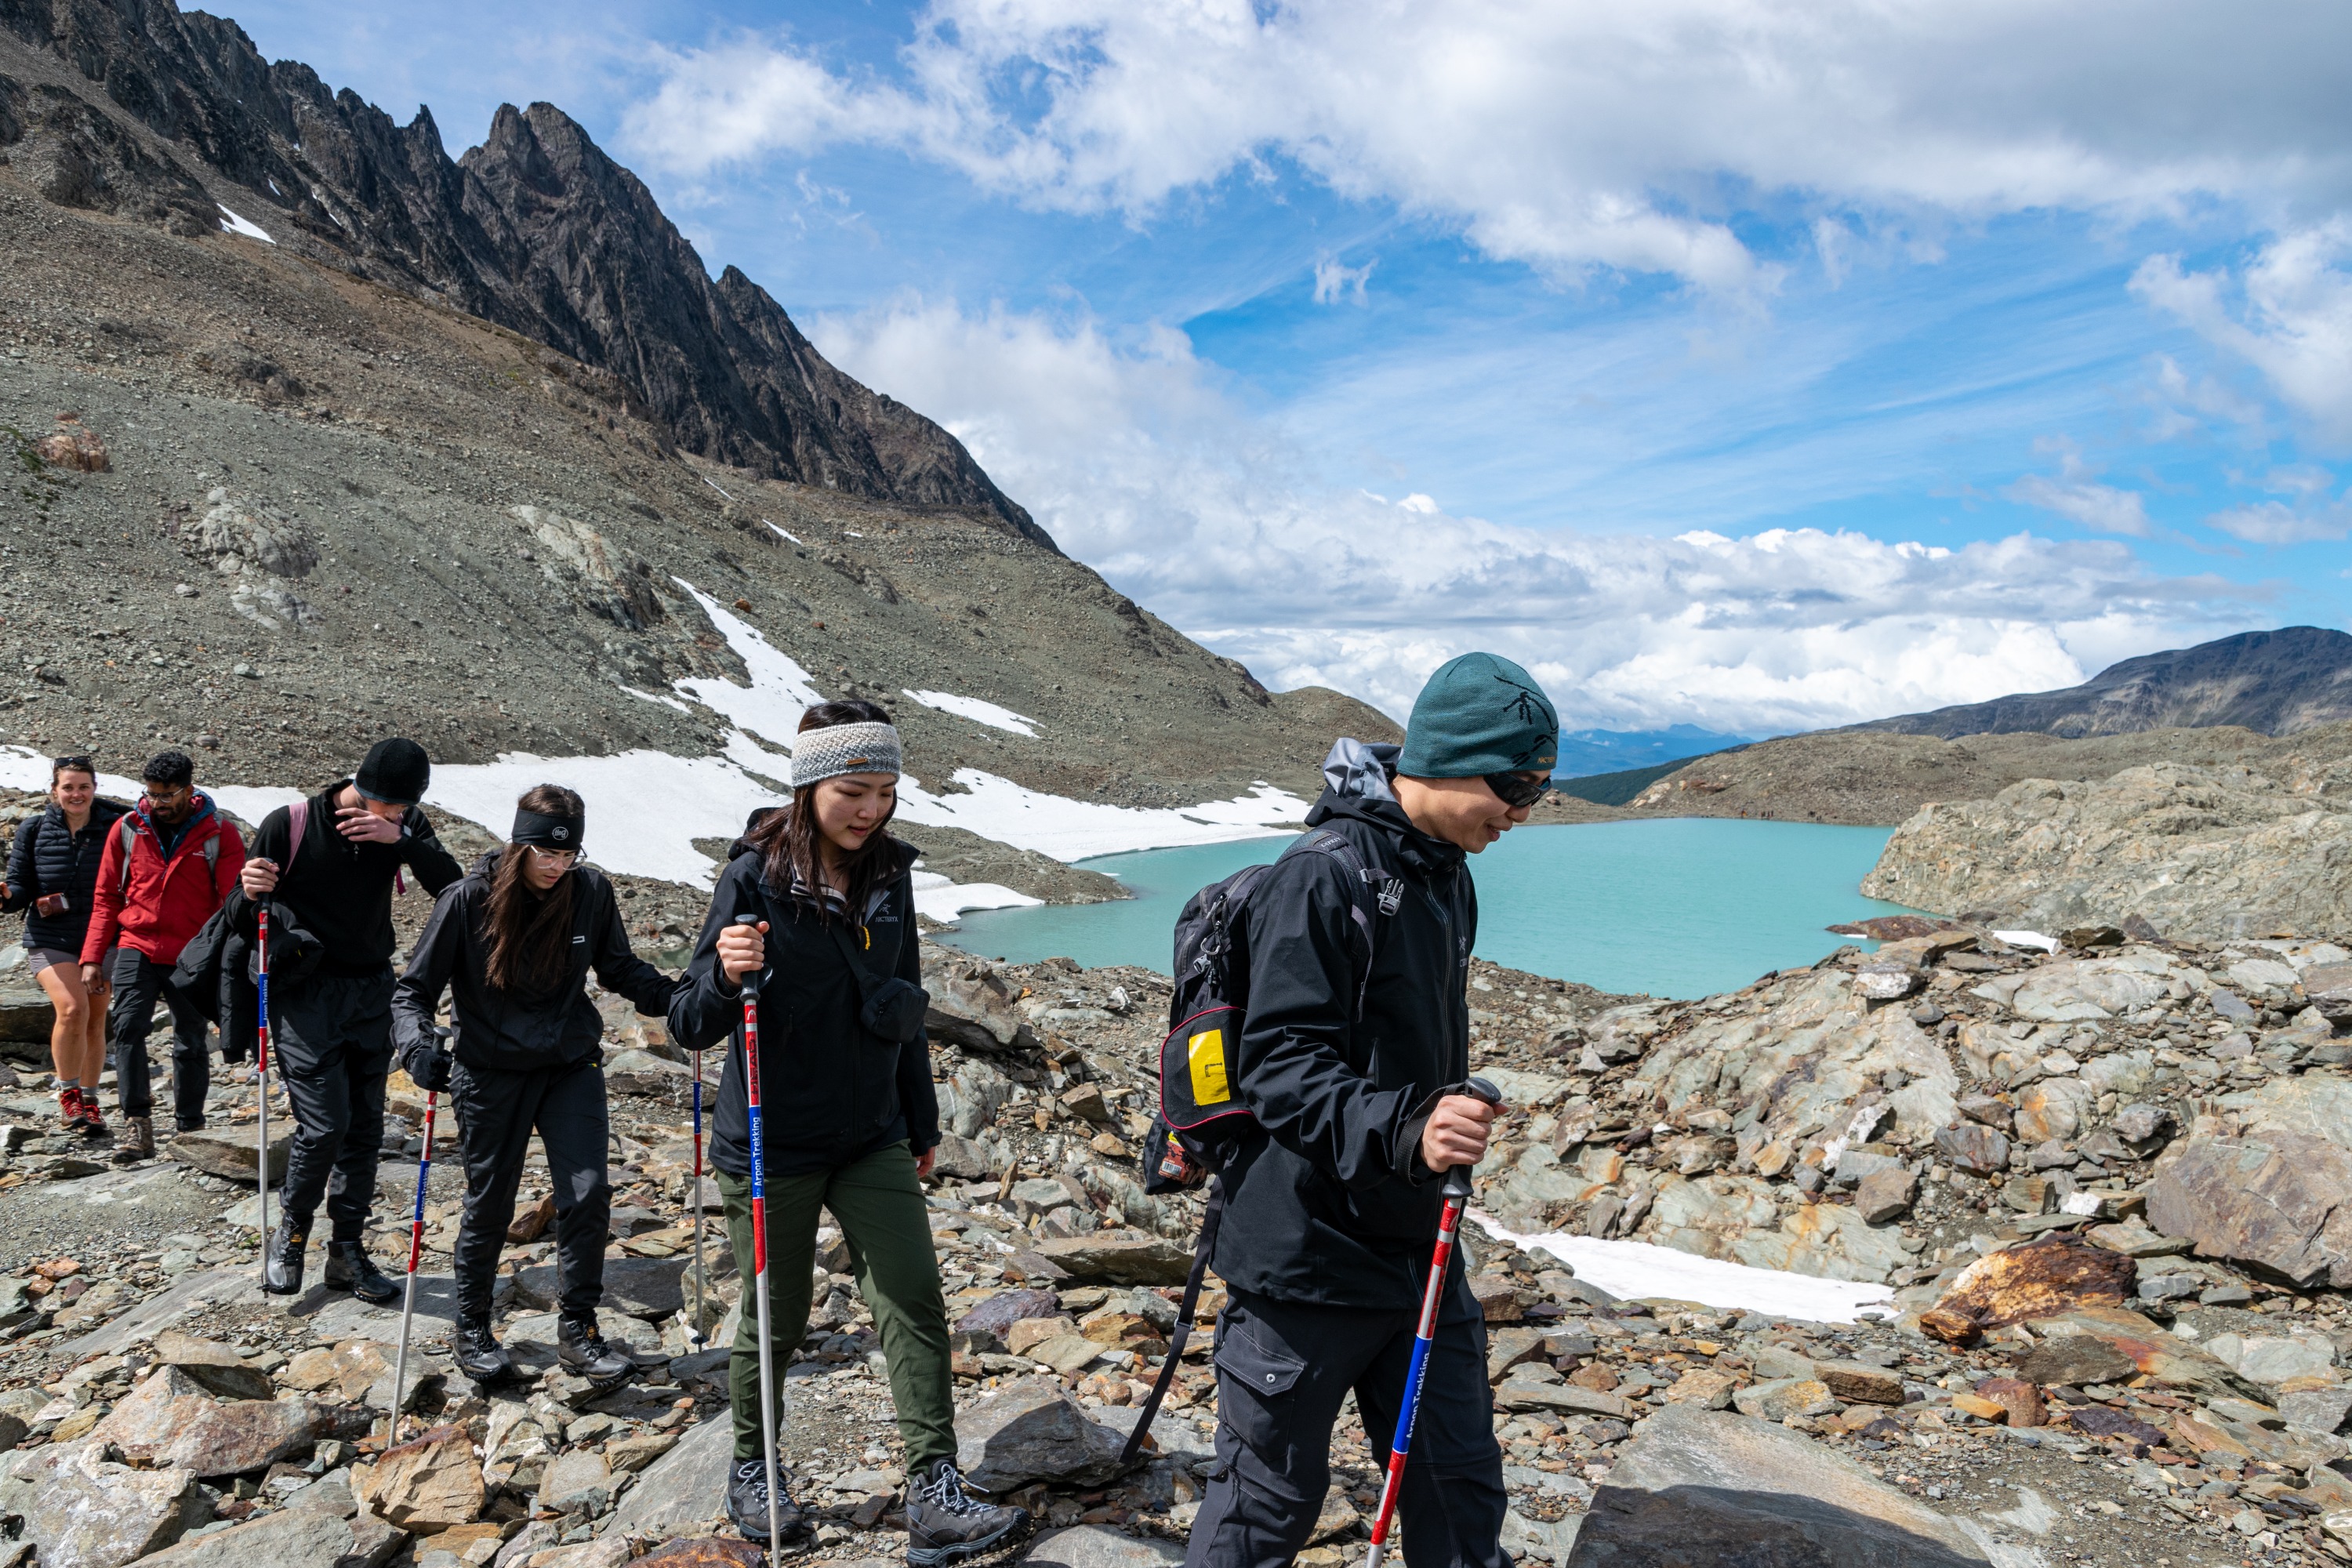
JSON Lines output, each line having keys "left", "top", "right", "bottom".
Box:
{"left": 0, "top": 916, "right": 2349, "bottom": 1566}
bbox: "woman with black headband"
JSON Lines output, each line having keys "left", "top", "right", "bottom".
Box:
{"left": 392, "top": 784, "right": 677, "bottom": 1386}
{"left": 670, "top": 699, "right": 1028, "bottom": 1563}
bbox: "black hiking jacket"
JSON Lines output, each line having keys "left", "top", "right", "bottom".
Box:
{"left": 1211, "top": 739, "right": 1480, "bottom": 1312}
{"left": 668, "top": 833, "right": 938, "bottom": 1178}
{"left": 4, "top": 798, "right": 129, "bottom": 952}
{"left": 225, "top": 781, "right": 465, "bottom": 978}
{"left": 393, "top": 852, "right": 677, "bottom": 1073}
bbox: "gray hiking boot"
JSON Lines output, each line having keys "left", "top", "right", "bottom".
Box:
{"left": 906, "top": 1459, "right": 1030, "bottom": 1566}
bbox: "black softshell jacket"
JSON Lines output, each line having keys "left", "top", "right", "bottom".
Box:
{"left": 225, "top": 782, "right": 464, "bottom": 976}
{"left": 4, "top": 799, "right": 129, "bottom": 952}
{"left": 668, "top": 836, "right": 939, "bottom": 1178}
{"left": 1212, "top": 740, "right": 1479, "bottom": 1312}
{"left": 393, "top": 853, "right": 677, "bottom": 1073}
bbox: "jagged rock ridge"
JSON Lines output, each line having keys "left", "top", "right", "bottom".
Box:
{"left": 0, "top": 0, "right": 1045, "bottom": 542}
{"left": 1846, "top": 626, "right": 2352, "bottom": 740}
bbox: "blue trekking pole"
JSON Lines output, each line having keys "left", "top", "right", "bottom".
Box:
{"left": 1363, "top": 1076, "right": 1501, "bottom": 1568}
{"left": 737, "top": 916, "right": 782, "bottom": 1563}
{"left": 254, "top": 905, "right": 273, "bottom": 1290}
{"left": 689, "top": 1045, "right": 708, "bottom": 1347}
{"left": 389, "top": 1025, "right": 448, "bottom": 1440}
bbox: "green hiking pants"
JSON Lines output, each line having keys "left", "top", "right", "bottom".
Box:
{"left": 718, "top": 1140, "right": 956, "bottom": 1472}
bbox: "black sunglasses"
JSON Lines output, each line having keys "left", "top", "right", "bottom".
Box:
{"left": 1484, "top": 771, "right": 1551, "bottom": 809}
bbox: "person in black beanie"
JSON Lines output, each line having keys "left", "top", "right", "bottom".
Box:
{"left": 392, "top": 785, "right": 677, "bottom": 1385}
{"left": 231, "top": 738, "right": 465, "bottom": 1299}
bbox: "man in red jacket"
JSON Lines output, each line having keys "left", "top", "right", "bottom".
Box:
{"left": 81, "top": 751, "right": 246, "bottom": 1163}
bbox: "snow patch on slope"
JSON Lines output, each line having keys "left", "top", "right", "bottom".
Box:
{"left": 903, "top": 689, "right": 1040, "bottom": 737}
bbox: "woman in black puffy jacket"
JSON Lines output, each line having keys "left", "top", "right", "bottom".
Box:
{"left": 2, "top": 756, "right": 128, "bottom": 1135}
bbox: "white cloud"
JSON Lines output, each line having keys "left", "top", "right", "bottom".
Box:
{"left": 1312, "top": 255, "right": 1375, "bottom": 306}
{"left": 623, "top": 2, "right": 2350, "bottom": 290}
{"left": 2205, "top": 500, "right": 2351, "bottom": 544}
{"left": 814, "top": 298, "right": 2270, "bottom": 731}
{"left": 2134, "top": 223, "right": 2352, "bottom": 443}
{"left": 2002, "top": 444, "right": 2158, "bottom": 538}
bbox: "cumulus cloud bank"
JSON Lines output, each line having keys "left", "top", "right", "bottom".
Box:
{"left": 815, "top": 299, "right": 2269, "bottom": 730}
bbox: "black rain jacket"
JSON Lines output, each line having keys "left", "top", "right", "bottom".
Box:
{"left": 5, "top": 798, "right": 129, "bottom": 953}
{"left": 225, "top": 782, "right": 464, "bottom": 977}
{"left": 393, "top": 852, "right": 677, "bottom": 1073}
{"left": 1211, "top": 739, "right": 1479, "bottom": 1312}
{"left": 668, "top": 833, "right": 939, "bottom": 1178}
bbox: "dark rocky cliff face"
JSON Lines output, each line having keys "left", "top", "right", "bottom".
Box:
{"left": 1847, "top": 626, "right": 2352, "bottom": 739}
{"left": 0, "top": 0, "right": 1047, "bottom": 543}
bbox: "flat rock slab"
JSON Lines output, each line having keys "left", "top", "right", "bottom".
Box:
{"left": 607, "top": 1414, "right": 731, "bottom": 1538}
{"left": 168, "top": 1126, "right": 292, "bottom": 1184}
{"left": 517, "top": 1256, "right": 686, "bottom": 1319}
{"left": 622, "top": 1540, "right": 766, "bottom": 1568}
{"left": 357, "top": 1423, "right": 483, "bottom": 1532}
{"left": 2020, "top": 1305, "right": 2251, "bottom": 1399}
{"left": 1029, "top": 1236, "right": 1192, "bottom": 1287}
{"left": 1918, "top": 1233, "right": 2134, "bottom": 1344}
{"left": 1563, "top": 1405, "right": 1991, "bottom": 1566}
{"left": 0, "top": 1437, "right": 208, "bottom": 1568}
{"left": 2147, "top": 1132, "right": 2352, "bottom": 1288}
{"left": 58, "top": 1267, "right": 256, "bottom": 1360}
{"left": 136, "top": 1498, "right": 403, "bottom": 1567}
{"left": 94, "top": 1367, "right": 328, "bottom": 1477}
{"left": 956, "top": 1378, "right": 1133, "bottom": 1492}
{"left": 1021, "top": 1525, "right": 1185, "bottom": 1568}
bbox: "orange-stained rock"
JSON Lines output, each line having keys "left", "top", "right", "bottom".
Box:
{"left": 1951, "top": 1392, "right": 2008, "bottom": 1422}
{"left": 34, "top": 415, "right": 109, "bottom": 473}
{"left": 1918, "top": 1233, "right": 2136, "bottom": 1344}
{"left": 1972, "top": 1375, "right": 2043, "bottom": 1428}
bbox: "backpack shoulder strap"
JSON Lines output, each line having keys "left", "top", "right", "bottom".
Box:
{"left": 117, "top": 815, "right": 137, "bottom": 896}
{"left": 1289, "top": 829, "right": 1396, "bottom": 1019}
{"left": 285, "top": 797, "right": 308, "bottom": 873}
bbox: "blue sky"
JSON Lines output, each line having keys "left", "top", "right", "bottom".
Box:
{"left": 222, "top": 0, "right": 2352, "bottom": 729}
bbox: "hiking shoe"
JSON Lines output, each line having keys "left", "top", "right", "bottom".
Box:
{"left": 726, "top": 1457, "right": 814, "bottom": 1544}
{"left": 453, "top": 1316, "right": 514, "bottom": 1384}
{"left": 54, "top": 1088, "right": 83, "bottom": 1134}
{"left": 906, "top": 1459, "right": 1030, "bottom": 1566}
{"left": 263, "top": 1218, "right": 308, "bottom": 1294}
{"left": 557, "top": 1314, "right": 632, "bottom": 1382}
{"left": 325, "top": 1240, "right": 400, "bottom": 1305}
{"left": 74, "top": 1094, "right": 106, "bottom": 1138}
{"left": 111, "top": 1114, "right": 153, "bottom": 1165}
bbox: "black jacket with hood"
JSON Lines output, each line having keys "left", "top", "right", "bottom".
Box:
{"left": 225, "top": 781, "right": 465, "bottom": 978}
{"left": 4, "top": 797, "right": 129, "bottom": 953}
{"left": 668, "top": 830, "right": 938, "bottom": 1179}
{"left": 1211, "top": 739, "right": 1480, "bottom": 1313}
{"left": 393, "top": 852, "right": 677, "bottom": 1073}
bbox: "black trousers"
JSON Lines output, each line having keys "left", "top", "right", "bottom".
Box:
{"left": 449, "top": 1055, "right": 611, "bottom": 1322}
{"left": 110, "top": 947, "right": 209, "bottom": 1127}
{"left": 1185, "top": 1285, "right": 1508, "bottom": 1568}
{"left": 274, "top": 968, "right": 395, "bottom": 1243}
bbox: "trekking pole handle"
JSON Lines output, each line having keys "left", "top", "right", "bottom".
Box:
{"left": 732, "top": 912, "right": 763, "bottom": 1000}
{"left": 1440, "top": 1076, "right": 1504, "bottom": 1200}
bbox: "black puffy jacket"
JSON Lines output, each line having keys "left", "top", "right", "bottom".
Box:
{"left": 1210, "top": 739, "right": 1479, "bottom": 1312}
{"left": 4, "top": 799, "right": 130, "bottom": 953}
{"left": 393, "top": 853, "right": 677, "bottom": 1073}
{"left": 669, "top": 834, "right": 938, "bottom": 1178}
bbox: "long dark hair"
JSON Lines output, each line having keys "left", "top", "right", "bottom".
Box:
{"left": 748, "top": 699, "right": 901, "bottom": 922}
{"left": 484, "top": 784, "right": 583, "bottom": 993}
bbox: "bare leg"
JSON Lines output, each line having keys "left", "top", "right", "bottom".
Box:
{"left": 34, "top": 963, "right": 89, "bottom": 1085}
{"left": 80, "top": 970, "right": 111, "bottom": 1091}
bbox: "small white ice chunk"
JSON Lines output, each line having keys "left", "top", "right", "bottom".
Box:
{"left": 216, "top": 205, "right": 274, "bottom": 243}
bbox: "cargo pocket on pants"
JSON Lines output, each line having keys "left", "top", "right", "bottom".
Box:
{"left": 1212, "top": 1308, "right": 1308, "bottom": 1458}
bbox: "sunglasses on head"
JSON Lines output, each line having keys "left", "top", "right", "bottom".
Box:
{"left": 1483, "top": 771, "right": 1551, "bottom": 809}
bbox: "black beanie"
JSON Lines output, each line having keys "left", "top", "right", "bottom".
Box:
{"left": 356, "top": 738, "right": 431, "bottom": 805}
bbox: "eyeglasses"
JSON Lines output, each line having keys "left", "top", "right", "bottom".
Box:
{"left": 1483, "top": 771, "right": 1551, "bottom": 809}
{"left": 526, "top": 847, "right": 579, "bottom": 866}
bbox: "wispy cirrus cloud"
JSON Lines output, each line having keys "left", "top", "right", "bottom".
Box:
{"left": 2134, "top": 222, "right": 2352, "bottom": 445}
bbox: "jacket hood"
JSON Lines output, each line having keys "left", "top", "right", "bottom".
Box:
{"left": 1305, "top": 737, "right": 1464, "bottom": 875}
{"left": 135, "top": 790, "right": 216, "bottom": 843}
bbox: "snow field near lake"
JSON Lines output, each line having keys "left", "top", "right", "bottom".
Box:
{"left": 6, "top": 585, "right": 1303, "bottom": 894}
{"left": 1473, "top": 1212, "right": 1896, "bottom": 1325}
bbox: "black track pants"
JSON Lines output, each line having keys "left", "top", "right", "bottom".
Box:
{"left": 274, "top": 968, "right": 395, "bottom": 1243}
{"left": 448, "top": 1055, "right": 611, "bottom": 1322}
{"left": 109, "top": 948, "right": 209, "bottom": 1127}
{"left": 1185, "top": 1286, "right": 1508, "bottom": 1568}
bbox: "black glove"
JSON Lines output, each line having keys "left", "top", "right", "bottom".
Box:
{"left": 406, "top": 1044, "right": 452, "bottom": 1091}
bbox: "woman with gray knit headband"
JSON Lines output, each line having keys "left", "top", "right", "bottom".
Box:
{"left": 669, "top": 699, "right": 1030, "bottom": 1563}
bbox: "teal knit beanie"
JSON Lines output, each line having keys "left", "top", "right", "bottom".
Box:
{"left": 1399, "top": 653, "right": 1559, "bottom": 778}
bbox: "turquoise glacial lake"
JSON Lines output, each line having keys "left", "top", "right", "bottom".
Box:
{"left": 938, "top": 818, "right": 1919, "bottom": 1000}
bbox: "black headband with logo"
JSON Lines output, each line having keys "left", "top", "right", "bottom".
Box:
{"left": 513, "top": 807, "right": 584, "bottom": 851}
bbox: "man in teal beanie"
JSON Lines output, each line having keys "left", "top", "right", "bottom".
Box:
{"left": 1182, "top": 652, "right": 1556, "bottom": 1568}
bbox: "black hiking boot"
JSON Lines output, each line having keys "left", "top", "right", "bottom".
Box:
{"left": 325, "top": 1240, "right": 400, "bottom": 1305}
{"left": 453, "top": 1316, "right": 514, "bottom": 1385}
{"left": 263, "top": 1218, "right": 307, "bottom": 1294}
{"left": 906, "top": 1459, "right": 1031, "bottom": 1566}
{"left": 726, "top": 1457, "right": 814, "bottom": 1545}
{"left": 557, "top": 1314, "right": 632, "bottom": 1383}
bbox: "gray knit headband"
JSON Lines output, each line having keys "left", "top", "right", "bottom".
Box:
{"left": 789, "top": 720, "right": 903, "bottom": 788}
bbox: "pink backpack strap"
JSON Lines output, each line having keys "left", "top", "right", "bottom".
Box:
{"left": 285, "top": 797, "right": 307, "bottom": 873}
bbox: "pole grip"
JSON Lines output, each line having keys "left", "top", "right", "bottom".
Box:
{"left": 1440, "top": 1076, "right": 1504, "bottom": 1198}
{"left": 733, "top": 913, "right": 763, "bottom": 1000}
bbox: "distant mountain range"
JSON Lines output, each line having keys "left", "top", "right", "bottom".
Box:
{"left": 1844, "top": 627, "right": 2352, "bottom": 739}
{"left": 1552, "top": 725, "right": 1752, "bottom": 779}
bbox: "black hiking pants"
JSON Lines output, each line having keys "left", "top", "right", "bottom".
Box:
{"left": 448, "top": 1055, "right": 611, "bottom": 1322}
{"left": 274, "top": 967, "right": 395, "bottom": 1243}
{"left": 110, "top": 947, "right": 210, "bottom": 1129}
{"left": 1185, "top": 1284, "right": 1508, "bottom": 1568}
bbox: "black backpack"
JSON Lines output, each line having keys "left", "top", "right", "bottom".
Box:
{"left": 1118, "top": 826, "right": 1396, "bottom": 1462}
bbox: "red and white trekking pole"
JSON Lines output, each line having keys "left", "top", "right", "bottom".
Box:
{"left": 254, "top": 905, "right": 272, "bottom": 1289}
{"left": 390, "top": 1073, "right": 439, "bottom": 1440}
{"left": 738, "top": 918, "right": 782, "bottom": 1563}
{"left": 688, "top": 1046, "right": 707, "bottom": 1347}
{"left": 1363, "top": 1076, "right": 1501, "bottom": 1568}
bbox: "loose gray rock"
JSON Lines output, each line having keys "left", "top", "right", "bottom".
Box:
{"left": 0, "top": 1437, "right": 210, "bottom": 1568}
{"left": 134, "top": 1502, "right": 402, "bottom": 1568}
{"left": 166, "top": 1126, "right": 292, "bottom": 1184}
{"left": 1021, "top": 1525, "right": 1185, "bottom": 1568}
{"left": 954, "top": 1379, "right": 1133, "bottom": 1492}
{"left": 606, "top": 1409, "right": 731, "bottom": 1537}
{"left": 1563, "top": 1405, "right": 1992, "bottom": 1566}
{"left": 539, "top": 1448, "right": 614, "bottom": 1515}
